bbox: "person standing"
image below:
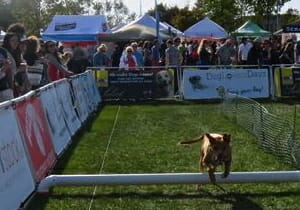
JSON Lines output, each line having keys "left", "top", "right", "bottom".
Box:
{"left": 119, "top": 46, "right": 138, "bottom": 71}
{"left": 44, "top": 41, "right": 73, "bottom": 82}
{"left": 165, "top": 38, "right": 182, "bottom": 67}
{"left": 23, "top": 35, "right": 47, "bottom": 88}
{"left": 165, "top": 37, "right": 182, "bottom": 93}
{"left": 238, "top": 38, "right": 252, "bottom": 65}
{"left": 131, "top": 42, "right": 143, "bottom": 68}
{"left": 151, "top": 39, "right": 160, "bottom": 67}
{"left": 0, "top": 47, "right": 13, "bottom": 102}
{"left": 2, "top": 32, "right": 31, "bottom": 96}
{"left": 216, "top": 39, "right": 236, "bottom": 65}
{"left": 197, "top": 39, "right": 211, "bottom": 65}
{"left": 143, "top": 41, "right": 152, "bottom": 68}
{"left": 93, "top": 44, "right": 111, "bottom": 67}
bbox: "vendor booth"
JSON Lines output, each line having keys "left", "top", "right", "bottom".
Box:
{"left": 231, "top": 20, "right": 271, "bottom": 38}
{"left": 42, "top": 15, "right": 111, "bottom": 42}
{"left": 281, "top": 19, "right": 300, "bottom": 43}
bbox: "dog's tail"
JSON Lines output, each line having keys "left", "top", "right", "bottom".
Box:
{"left": 177, "top": 135, "right": 204, "bottom": 145}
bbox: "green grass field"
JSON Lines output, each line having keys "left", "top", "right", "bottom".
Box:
{"left": 27, "top": 103, "right": 300, "bottom": 210}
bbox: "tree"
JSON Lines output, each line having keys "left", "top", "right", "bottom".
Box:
{"left": 0, "top": 1, "right": 16, "bottom": 30}
{"left": 147, "top": 4, "right": 204, "bottom": 32}
{"left": 197, "top": 0, "right": 238, "bottom": 31}
{"left": 92, "top": 0, "right": 136, "bottom": 27}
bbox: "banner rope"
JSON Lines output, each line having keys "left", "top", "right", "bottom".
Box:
{"left": 88, "top": 105, "right": 121, "bottom": 210}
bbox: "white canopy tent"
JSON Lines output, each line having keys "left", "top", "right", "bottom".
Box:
{"left": 111, "top": 14, "right": 174, "bottom": 40}
{"left": 162, "top": 21, "right": 184, "bottom": 37}
{"left": 42, "top": 15, "right": 111, "bottom": 42}
{"left": 184, "top": 17, "right": 228, "bottom": 39}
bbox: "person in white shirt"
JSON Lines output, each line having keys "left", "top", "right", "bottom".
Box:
{"left": 238, "top": 38, "right": 252, "bottom": 65}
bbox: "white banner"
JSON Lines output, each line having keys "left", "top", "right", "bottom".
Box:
{"left": 183, "top": 68, "right": 270, "bottom": 99}
{"left": 0, "top": 107, "right": 35, "bottom": 210}
{"left": 81, "top": 72, "right": 98, "bottom": 112}
{"left": 55, "top": 80, "right": 81, "bottom": 136}
{"left": 71, "top": 76, "right": 90, "bottom": 122}
{"left": 40, "top": 84, "right": 72, "bottom": 155}
{"left": 86, "top": 70, "right": 101, "bottom": 105}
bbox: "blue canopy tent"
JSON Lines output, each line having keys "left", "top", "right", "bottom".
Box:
{"left": 42, "top": 15, "right": 111, "bottom": 42}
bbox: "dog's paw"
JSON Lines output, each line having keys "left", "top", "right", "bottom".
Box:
{"left": 221, "top": 173, "right": 229, "bottom": 178}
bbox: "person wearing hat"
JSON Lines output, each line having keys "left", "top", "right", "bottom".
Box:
{"left": 2, "top": 32, "right": 31, "bottom": 96}
{"left": 93, "top": 43, "right": 111, "bottom": 67}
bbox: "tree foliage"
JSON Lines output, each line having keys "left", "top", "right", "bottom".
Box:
{"left": 0, "top": 0, "right": 299, "bottom": 36}
{"left": 92, "top": 0, "right": 136, "bottom": 28}
{"left": 0, "top": 0, "right": 135, "bottom": 36}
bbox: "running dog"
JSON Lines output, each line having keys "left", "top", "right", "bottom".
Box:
{"left": 178, "top": 133, "right": 232, "bottom": 185}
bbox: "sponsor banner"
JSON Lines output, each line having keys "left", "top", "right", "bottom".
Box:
{"left": 86, "top": 70, "right": 101, "bottom": 106}
{"left": 71, "top": 76, "right": 90, "bottom": 122}
{"left": 183, "top": 68, "right": 270, "bottom": 99}
{"left": 78, "top": 73, "right": 96, "bottom": 112}
{"left": 40, "top": 85, "right": 72, "bottom": 155}
{"left": 274, "top": 67, "right": 300, "bottom": 97}
{"left": 14, "top": 95, "right": 56, "bottom": 182}
{"left": 55, "top": 80, "right": 81, "bottom": 135}
{"left": 283, "top": 25, "right": 300, "bottom": 33}
{"left": 0, "top": 107, "right": 35, "bottom": 210}
{"left": 97, "top": 70, "right": 174, "bottom": 100}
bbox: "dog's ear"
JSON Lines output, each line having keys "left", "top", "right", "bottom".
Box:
{"left": 223, "top": 134, "right": 231, "bottom": 143}
{"left": 205, "top": 133, "right": 216, "bottom": 144}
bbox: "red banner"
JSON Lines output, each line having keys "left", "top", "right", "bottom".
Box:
{"left": 15, "top": 97, "right": 56, "bottom": 181}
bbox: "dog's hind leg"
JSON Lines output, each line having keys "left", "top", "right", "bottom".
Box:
{"left": 197, "top": 159, "right": 206, "bottom": 190}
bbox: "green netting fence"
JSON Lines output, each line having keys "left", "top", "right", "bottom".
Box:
{"left": 221, "top": 94, "right": 300, "bottom": 169}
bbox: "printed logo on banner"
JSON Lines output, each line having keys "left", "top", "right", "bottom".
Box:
{"left": 15, "top": 98, "right": 56, "bottom": 181}
{"left": 0, "top": 108, "right": 35, "bottom": 210}
{"left": 183, "top": 68, "right": 270, "bottom": 99}
{"left": 55, "top": 81, "right": 81, "bottom": 135}
{"left": 0, "top": 136, "right": 24, "bottom": 174}
{"left": 96, "top": 70, "right": 108, "bottom": 87}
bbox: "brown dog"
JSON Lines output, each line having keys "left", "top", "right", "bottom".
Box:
{"left": 178, "top": 133, "right": 232, "bottom": 185}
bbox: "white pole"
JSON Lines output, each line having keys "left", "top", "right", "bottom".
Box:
{"left": 37, "top": 171, "right": 300, "bottom": 193}
{"left": 155, "top": 0, "right": 160, "bottom": 41}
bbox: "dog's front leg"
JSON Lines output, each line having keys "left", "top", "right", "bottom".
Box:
{"left": 222, "top": 160, "right": 231, "bottom": 178}
{"left": 208, "top": 167, "right": 216, "bottom": 184}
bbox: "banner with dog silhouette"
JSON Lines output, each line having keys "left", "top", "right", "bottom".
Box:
{"left": 97, "top": 70, "right": 174, "bottom": 100}
{"left": 183, "top": 68, "right": 269, "bottom": 99}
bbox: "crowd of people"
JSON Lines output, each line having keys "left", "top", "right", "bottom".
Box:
{"left": 1, "top": 22, "right": 300, "bottom": 102}
{"left": 89, "top": 35, "right": 300, "bottom": 70}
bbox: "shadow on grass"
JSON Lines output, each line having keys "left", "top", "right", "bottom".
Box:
{"left": 52, "top": 105, "right": 103, "bottom": 174}
{"left": 37, "top": 189, "right": 300, "bottom": 210}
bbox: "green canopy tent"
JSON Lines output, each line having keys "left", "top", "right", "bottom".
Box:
{"left": 231, "top": 20, "right": 271, "bottom": 38}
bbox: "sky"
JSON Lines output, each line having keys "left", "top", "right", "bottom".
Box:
{"left": 123, "top": 0, "right": 300, "bottom": 16}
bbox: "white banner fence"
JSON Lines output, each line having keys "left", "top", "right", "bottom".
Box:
{"left": 0, "top": 70, "right": 101, "bottom": 210}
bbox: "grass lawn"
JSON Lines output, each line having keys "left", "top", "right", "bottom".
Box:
{"left": 27, "top": 103, "right": 300, "bottom": 210}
